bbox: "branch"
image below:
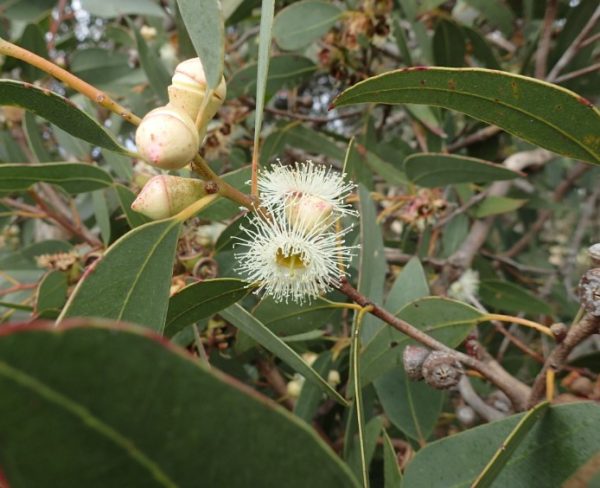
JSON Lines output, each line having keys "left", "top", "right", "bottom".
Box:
{"left": 337, "top": 278, "right": 531, "bottom": 410}
{"left": 534, "top": 0, "right": 559, "bottom": 79}
{"left": 528, "top": 313, "right": 600, "bottom": 407}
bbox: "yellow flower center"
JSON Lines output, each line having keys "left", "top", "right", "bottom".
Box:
{"left": 276, "top": 249, "right": 307, "bottom": 271}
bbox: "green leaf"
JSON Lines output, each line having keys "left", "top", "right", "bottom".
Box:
{"left": 0, "top": 163, "right": 113, "bottom": 194}
{"left": 333, "top": 68, "right": 600, "bottom": 165}
{"left": 164, "top": 278, "right": 250, "bottom": 337}
{"left": 229, "top": 54, "right": 316, "bottom": 99}
{"left": 375, "top": 365, "right": 444, "bottom": 444}
{"left": 35, "top": 271, "right": 68, "bottom": 315}
{"left": 59, "top": 219, "right": 181, "bottom": 332}
{"left": 433, "top": 19, "right": 466, "bottom": 67}
{"left": 294, "top": 352, "right": 333, "bottom": 422}
{"left": 273, "top": 1, "right": 342, "bottom": 50}
{"left": 480, "top": 279, "right": 552, "bottom": 315}
{"left": 472, "top": 402, "right": 550, "bottom": 488}
{"left": 358, "top": 184, "right": 387, "bottom": 340}
{"left": 463, "top": 0, "right": 515, "bottom": 36}
{"left": 177, "top": 0, "right": 224, "bottom": 89}
{"left": 23, "top": 112, "right": 52, "bottom": 163}
{"left": 0, "top": 320, "right": 359, "bottom": 487}
{"left": 0, "top": 80, "right": 130, "bottom": 155}
{"left": 384, "top": 257, "right": 430, "bottom": 315}
{"left": 403, "top": 402, "right": 599, "bottom": 488}
{"left": 383, "top": 430, "right": 403, "bottom": 488}
{"left": 472, "top": 196, "right": 527, "bottom": 218}
{"left": 80, "top": 0, "right": 164, "bottom": 17}
{"left": 131, "top": 22, "right": 170, "bottom": 103}
{"left": 362, "top": 298, "right": 483, "bottom": 386}
{"left": 92, "top": 190, "right": 111, "bottom": 246}
{"left": 404, "top": 153, "right": 522, "bottom": 187}
{"left": 221, "top": 304, "right": 349, "bottom": 406}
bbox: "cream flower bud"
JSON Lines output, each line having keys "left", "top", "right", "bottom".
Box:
{"left": 285, "top": 194, "right": 334, "bottom": 232}
{"left": 168, "top": 57, "right": 227, "bottom": 122}
{"left": 135, "top": 106, "right": 200, "bottom": 170}
{"left": 131, "top": 175, "right": 206, "bottom": 220}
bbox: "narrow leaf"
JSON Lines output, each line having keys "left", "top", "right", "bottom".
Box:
{"left": 221, "top": 304, "right": 349, "bottom": 406}
{"left": 165, "top": 278, "right": 251, "bottom": 337}
{"left": 130, "top": 22, "right": 170, "bottom": 103}
{"left": 333, "top": 68, "right": 600, "bottom": 165}
{"left": 0, "top": 163, "right": 113, "bottom": 194}
{"left": 0, "top": 80, "right": 130, "bottom": 155}
{"left": 177, "top": 0, "right": 224, "bottom": 89}
{"left": 404, "top": 153, "right": 522, "bottom": 187}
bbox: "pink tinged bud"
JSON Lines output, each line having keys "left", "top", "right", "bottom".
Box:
{"left": 131, "top": 175, "right": 206, "bottom": 220}
{"left": 285, "top": 194, "right": 334, "bottom": 232}
{"left": 168, "top": 58, "right": 226, "bottom": 122}
{"left": 135, "top": 106, "right": 200, "bottom": 170}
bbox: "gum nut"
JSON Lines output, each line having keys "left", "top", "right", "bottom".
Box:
{"left": 135, "top": 107, "right": 200, "bottom": 170}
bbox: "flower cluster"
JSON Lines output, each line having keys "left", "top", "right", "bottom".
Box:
{"left": 235, "top": 161, "right": 358, "bottom": 304}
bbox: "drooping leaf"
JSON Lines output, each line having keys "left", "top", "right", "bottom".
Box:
{"left": 130, "top": 22, "right": 170, "bottom": 103}
{"left": 0, "top": 320, "right": 359, "bottom": 488}
{"left": 403, "top": 402, "right": 600, "bottom": 488}
{"left": 0, "top": 163, "right": 113, "bottom": 194}
{"left": 404, "top": 153, "right": 522, "bottom": 187}
{"left": 221, "top": 304, "right": 348, "bottom": 406}
{"left": 59, "top": 219, "right": 181, "bottom": 332}
{"left": 0, "top": 80, "right": 130, "bottom": 155}
{"left": 177, "top": 0, "right": 224, "bottom": 89}
{"left": 165, "top": 278, "right": 251, "bottom": 337}
{"left": 333, "top": 68, "right": 600, "bottom": 165}
{"left": 272, "top": 1, "right": 342, "bottom": 50}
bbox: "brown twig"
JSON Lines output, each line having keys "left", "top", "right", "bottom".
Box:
{"left": 528, "top": 313, "right": 600, "bottom": 407}
{"left": 534, "top": 0, "right": 559, "bottom": 79}
{"left": 447, "top": 126, "right": 502, "bottom": 153}
{"left": 546, "top": 5, "right": 600, "bottom": 82}
{"left": 553, "top": 62, "right": 600, "bottom": 84}
{"left": 502, "top": 162, "right": 590, "bottom": 258}
{"left": 256, "top": 358, "right": 296, "bottom": 410}
{"left": 337, "top": 278, "right": 531, "bottom": 410}
{"left": 264, "top": 106, "right": 363, "bottom": 124}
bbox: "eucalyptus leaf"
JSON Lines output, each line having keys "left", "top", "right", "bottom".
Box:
{"left": 333, "top": 68, "right": 600, "bottom": 165}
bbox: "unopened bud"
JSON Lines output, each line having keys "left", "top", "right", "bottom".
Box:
{"left": 287, "top": 374, "right": 305, "bottom": 398}
{"left": 131, "top": 175, "right": 206, "bottom": 220}
{"left": 302, "top": 352, "right": 318, "bottom": 367}
{"left": 168, "top": 58, "right": 227, "bottom": 123}
{"left": 286, "top": 194, "right": 334, "bottom": 232}
{"left": 135, "top": 106, "right": 200, "bottom": 170}
{"left": 550, "top": 323, "right": 568, "bottom": 342}
{"left": 422, "top": 351, "right": 463, "bottom": 389}
{"left": 403, "top": 345, "right": 430, "bottom": 381}
{"left": 327, "top": 370, "right": 341, "bottom": 387}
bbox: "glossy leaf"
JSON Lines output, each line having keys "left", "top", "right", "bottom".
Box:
{"left": 404, "top": 153, "right": 522, "bottom": 187}
{"left": 403, "top": 402, "right": 600, "bottom": 488}
{"left": 177, "top": 0, "right": 224, "bottom": 89}
{"left": 59, "top": 219, "right": 181, "bottom": 332}
{"left": 0, "top": 320, "right": 359, "bottom": 488}
{"left": 165, "top": 278, "right": 250, "bottom": 337}
{"left": 221, "top": 304, "right": 348, "bottom": 406}
{"left": 333, "top": 68, "right": 600, "bottom": 165}
{"left": 0, "top": 80, "right": 130, "bottom": 154}
{"left": 0, "top": 163, "right": 113, "bottom": 194}
{"left": 273, "top": 1, "right": 342, "bottom": 50}
{"left": 229, "top": 54, "right": 316, "bottom": 99}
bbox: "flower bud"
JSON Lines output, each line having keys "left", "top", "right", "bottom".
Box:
{"left": 403, "top": 345, "right": 430, "bottom": 381}
{"left": 131, "top": 175, "right": 206, "bottom": 220}
{"left": 135, "top": 106, "right": 200, "bottom": 170}
{"left": 285, "top": 194, "right": 334, "bottom": 232}
{"left": 422, "top": 351, "right": 463, "bottom": 390}
{"left": 168, "top": 57, "right": 227, "bottom": 122}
